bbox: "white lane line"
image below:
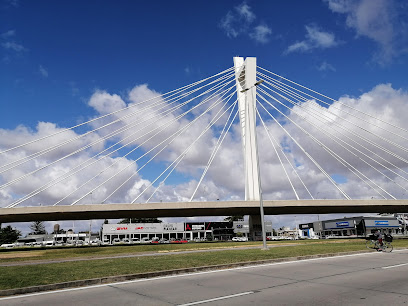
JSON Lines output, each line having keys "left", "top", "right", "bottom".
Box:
{"left": 382, "top": 263, "right": 408, "bottom": 269}
{"left": 1, "top": 249, "right": 408, "bottom": 301}
{"left": 178, "top": 291, "right": 255, "bottom": 306}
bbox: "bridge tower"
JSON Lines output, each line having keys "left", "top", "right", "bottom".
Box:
{"left": 233, "top": 57, "right": 267, "bottom": 245}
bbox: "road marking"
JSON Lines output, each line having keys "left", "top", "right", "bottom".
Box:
{"left": 1, "top": 249, "right": 407, "bottom": 301}
{"left": 382, "top": 263, "right": 408, "bottom": 269}
{"left": 178, "top": 291, "right": 255, "bottom": 306}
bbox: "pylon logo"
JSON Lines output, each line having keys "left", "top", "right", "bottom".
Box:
{"left": 186, "top": 224, "right": 191, "bottom": 230}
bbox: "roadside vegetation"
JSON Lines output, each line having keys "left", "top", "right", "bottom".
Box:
{"left": 0, "top": 239, "right": 365, "bottom": 263}
{"left": 1, "top": 238, "right": 408, "bottom": 290}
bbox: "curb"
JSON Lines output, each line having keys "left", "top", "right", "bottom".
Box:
{"left": 0, "top": 250, "right": 373, "bottom": 297}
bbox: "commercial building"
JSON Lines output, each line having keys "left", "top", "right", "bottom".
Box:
{"left": 102, "top": 221, "right": 237, "bottom": 243}
{"left": 232, "top": 220, "right": 273, "bottom": 239}
{"left": 299, "top": 215, "right": 404, "bottom": 239}
{"left": 102, "top": 220, "right": 274, "bottom": 243}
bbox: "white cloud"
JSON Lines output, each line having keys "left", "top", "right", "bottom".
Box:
{"left": 0, "top": 30, "right": 15, "bottom": 39}
{"left": 286, "top": 25, "right": 340, "bottom": 53}
{"left": 324, "top": 0, "right": 407, "bottom": 64}
{"left": 220, "top": 2, "right": 256, "bottom": 38}
{"left": 219, "top": 2, "right": 272, "bottom": 44}
{"left": 88, "top": 90, "right": 127, "bottom": 115}
{"left": 6, "top": 0, "right": 19, "bottom": 7}
{"left": 235, "top": 2, "right": 256, "bottom": 23}
{"left": 39, "top": 65, "right": 48, "bottom": 78}
{"left": 250, "top": 24, "right": 272, "bottom": 44}
{"left": 317, "top": 61, "right": 336, "bottom": 72}
{"left": 2, "top": 41, "right": 26, "bottom": 52}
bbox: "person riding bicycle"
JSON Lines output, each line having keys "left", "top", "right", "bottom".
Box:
{"left": 374, "top": 230, "right": 383, "bottom": 249}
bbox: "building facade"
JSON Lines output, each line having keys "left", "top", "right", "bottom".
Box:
{"left": 102, "top": 221, "right": 237, "bottom": 243}
{"left": 299, "top": 215, "right": 402, "bottom": 239}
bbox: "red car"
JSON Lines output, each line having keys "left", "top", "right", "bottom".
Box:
{"left": 170, "top": 239, "right": 188, "bottom": 244}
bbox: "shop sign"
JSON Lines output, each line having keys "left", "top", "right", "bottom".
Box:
{"left": 192, "top": 225, "right": 204, "bottom": 230}
{"left": 185, "top": 224, "right": 205, "bottom": 231}
{"left": 336, "top": 222, "right": 349, "bottom": 227}
{"left": 163, "top": 224, "right": 177, "bottom": 231}
{"left": 111, "top": 227, "right": 128, "bottom": 231}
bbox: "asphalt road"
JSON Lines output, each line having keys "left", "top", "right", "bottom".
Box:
{"left": 1, "top": 249, "right": 408, "bottom": 305}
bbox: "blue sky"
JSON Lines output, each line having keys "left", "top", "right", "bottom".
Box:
{"left": 1, "top": 0, "right": 408, "bottom": 232}
{"left": 1, "top": 0, "right": 407, "bottom": 130}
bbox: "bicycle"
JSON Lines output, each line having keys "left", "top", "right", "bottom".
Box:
{"left": 365, "top": 234, "right": 393, "bottom": 252}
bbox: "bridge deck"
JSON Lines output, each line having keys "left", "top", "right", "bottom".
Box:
{"left": 1, "top": 200, "right": 408, "bottom": 223}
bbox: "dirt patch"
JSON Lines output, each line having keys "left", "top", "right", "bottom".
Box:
{"left": 0, "top": 251, "right": 45, "bottom": 259}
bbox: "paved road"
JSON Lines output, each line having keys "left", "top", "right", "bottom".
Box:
{"left": 1, "top": 250, "right": 408, "bottom": 305}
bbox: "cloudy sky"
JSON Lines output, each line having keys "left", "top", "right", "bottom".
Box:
{"left": 1, "top": 0, "right": 408, "bottom": 234}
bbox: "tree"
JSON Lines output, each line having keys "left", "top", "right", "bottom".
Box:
{"left": 224, "top": 216, "right": 244, "bottom": 223}
{"left": 29, "top": 221, "right": 47, "bottom": 235}
{"left": 0, "top": 226, "right": 21, "bottom": 244}
{"left": 119, "top": 218, "right": 162, "bottom": 224}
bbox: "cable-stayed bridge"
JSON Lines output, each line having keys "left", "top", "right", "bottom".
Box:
{"left": 1, "top": 57, "right": 408, "bottom": 224}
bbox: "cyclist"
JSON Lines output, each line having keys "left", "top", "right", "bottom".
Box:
{"left": 374, "top": 230, "right": 383, "bottom": 250}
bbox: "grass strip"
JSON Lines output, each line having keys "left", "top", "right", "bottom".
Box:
{"left": 0, "top": 240, "right": 401, "bottom": 290}
{"left": 0, "top": 239, "right": 368, "bottom": 263}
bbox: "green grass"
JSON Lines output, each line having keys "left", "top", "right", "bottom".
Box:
{"left": 0, "top": 240, "right": 408, "bottom": 289}
{"left": 0, "top": 240, "right": 319, "bottom": 263}
{"left": 1, "top": 239, "right": 407, "bottom": 290}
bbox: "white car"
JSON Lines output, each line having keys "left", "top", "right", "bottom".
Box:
{"left": 42, "top": 241, "right": 55, "bottom": 247}
{"left": 232, "top": 237, "right": 248, "bottom": 242}
{"left": 140, "top": 237, "right": 151, "bottom": 244}
{"left": 131, "top": 238, "right": 140, "bottom": 244}
{"left": 0, "top": 243, "right": 15, "bottom": 249}
{"left": 112, "top": 238, "right": 122, "bottom": 244}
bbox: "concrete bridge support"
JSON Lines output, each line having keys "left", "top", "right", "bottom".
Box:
{"left": 234, "top": 56, "right": 267, "bottom": 242}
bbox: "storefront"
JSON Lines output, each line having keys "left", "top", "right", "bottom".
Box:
{"left": 102, "top": 222, "right": 214, "bottom": 243}
{"left": 301, "top": 216, "right": 402, "bottom": 238}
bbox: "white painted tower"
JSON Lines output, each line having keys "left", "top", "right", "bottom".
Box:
{"left": 234, "top": 57, "right": 267, "bottom": 247}
{"left": 233, "top": 57, "right": 260, "bottom": 201}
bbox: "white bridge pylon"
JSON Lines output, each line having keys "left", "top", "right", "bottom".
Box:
{"left": 234, "top": 57, "right": 261, "bottom": 201}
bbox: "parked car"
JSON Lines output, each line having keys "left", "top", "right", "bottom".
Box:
{"left": 90, "top": 240, "right": 101, "bottom": 246}
{"left": 0, "top": 243, "right": 15, "bottom": 249}
{"left": 232, "top": 237, "right": 248, "bottom": 242}
{"left": 112, "top": 238, "right": 121, "bottom": 244}
{"left": 42, "top": 241, "right": 55, "bottom": 247}
{"left": 65, "top": 240, "right": 75, "bottom": 247}
{"left": 140, "top": 237, "right": 151, "bottom": 244}
{"left": 131, "top": 238, "right": 140, "bottom": 244}
{"left": 170, "top": 238, "right": 188, "bottom": 244}
{"left": 122, "top": 238, "right": 131, "bottom": 244}
{"left": 150, "top": 237, "right": 160, "bottom": 244}
{"left": 159, "top": 238, "right": 169, "bottom": 244}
